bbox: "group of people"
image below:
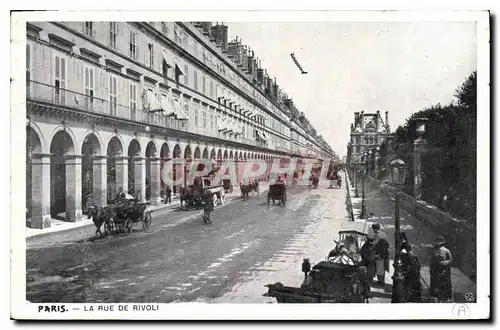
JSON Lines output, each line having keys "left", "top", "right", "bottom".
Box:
{"left": 355, "top": 223, "right": 453, "bottom": 303}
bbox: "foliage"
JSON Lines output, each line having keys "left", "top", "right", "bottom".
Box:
{"left": 387, "top": 72, "right": 476, "bottom": 224}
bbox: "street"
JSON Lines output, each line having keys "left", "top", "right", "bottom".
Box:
{"left": 26, "top": 176, "right": 350, "bottom": 303}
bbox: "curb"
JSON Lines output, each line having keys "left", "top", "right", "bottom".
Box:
{"left": 344, "top": 171, "right": 355, "bottom": 222}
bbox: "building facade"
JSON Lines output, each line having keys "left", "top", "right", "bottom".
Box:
{"left": 26, "top": 21, "right": 334, "bottom": 228}
{"left": 346, "top": 111, "right": 391, "bottom": 164}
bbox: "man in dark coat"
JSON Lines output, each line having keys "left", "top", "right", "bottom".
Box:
{"left": 400, "top": 251, "right": 422, "bottom": 302}
{"left": 359, "top": 236, "right": 376, "bottom": 300}
{"left": 164, "top": 185, "right": 172, "bottom": 204}
{"left": 430, "top": 236, "right": 453, "bottom": 302}
{"left": 372, "top": 223, "right": 390, "bottom": 285}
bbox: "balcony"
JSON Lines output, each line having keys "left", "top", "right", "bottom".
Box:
{"left": 26, "top": 80, "right": 272, "bottom": 150}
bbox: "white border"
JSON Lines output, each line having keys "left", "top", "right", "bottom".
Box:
{"left": 10, "top": 9, "right": 490, "bottom": 320}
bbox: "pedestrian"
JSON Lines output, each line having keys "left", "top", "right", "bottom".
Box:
{"left": 400, "top": 232, "right": 412, "bottom": 254}
{"left": 164, "top": 185, "right": 172, "bottom": 204}
{"left": 401, "top": 249, "right": 422, "bottom": 302}
{"left": 430, "top": 236, "right": 453, "bottom": 302}
{"left": 359, "top": 236, "right": 376, "bottom": 298}
{"left": 372, "top": 223, "right": 390, "bottom": 286}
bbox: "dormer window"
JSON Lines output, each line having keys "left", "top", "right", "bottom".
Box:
{"left": 84, "top": 22, "right": 94, "bottom": 38}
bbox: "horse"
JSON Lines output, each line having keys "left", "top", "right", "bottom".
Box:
{"left": 87, "top": 205, "right": 115, "bottom": 237}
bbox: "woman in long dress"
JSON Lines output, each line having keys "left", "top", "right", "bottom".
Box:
{"left": 430, "top": 236, "right": 453, "bottom": 302}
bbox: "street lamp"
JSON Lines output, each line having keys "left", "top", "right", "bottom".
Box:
{"left": 389, "top": 158, "right": 408, "bottom": 303}
{"left": 359, "top": 152, "right": 368, "bottom": 219}
{"left": 354, "top": 161, "right": 360, "bottom": 198}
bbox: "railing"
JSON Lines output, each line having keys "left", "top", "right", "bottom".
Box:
{"left": 27, "top": 80, "right": 273, "bottom": 149}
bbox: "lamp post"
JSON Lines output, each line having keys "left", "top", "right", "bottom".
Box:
{"left": 359, "top": 152, "right": 368, "bottom": 219}
{"left": 354, "top": 161, "right": 359, "bottom": 198}
{"left": 374, "top": 146, "right": 380, "bottom": 178}
{"left": 389, "top": 158, "right": 408, "bottom": 303}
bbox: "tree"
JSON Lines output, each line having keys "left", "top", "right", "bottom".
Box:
{"left": 454, "top": 71, "right": 477, "bottom": 112}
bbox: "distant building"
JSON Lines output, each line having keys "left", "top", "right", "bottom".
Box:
{"left": 346, "top": 111, "right": 391, "bottom": 164}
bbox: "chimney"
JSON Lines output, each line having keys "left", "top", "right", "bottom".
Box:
{"left": 210, "top": 24, "right": 228, "bottom": 52}
{"left": 376, "top": 110, "right": 380, "bottom": 131}
{"left": 385, "top": 111, "right": 390, "bottom": 132}
{"left": 354, "top": 112, "right": 360, "bottom": 126}
{"left": 360, "top": 111, "right": 365, "bottom": 131}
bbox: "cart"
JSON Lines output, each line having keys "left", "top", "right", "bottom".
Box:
{"left": 265, "top": 221, "right": 374, "bottom": 303}
{"left": 112, "top": 194, "right": 152, "bottom": 234}
{"left": 267, "top": 183, "right": 287, "bottom": 207}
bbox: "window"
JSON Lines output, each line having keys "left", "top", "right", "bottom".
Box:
{"left": 162, "top": 60, "right": 169, "bottom": 77}
{"left": 109, "top": 75, "right": 117, "bottom": 116}
{"left": 109, "top": 22, "right": 117, "bottom": 49}
{"left": 210, "top": 81, "right": 214, "bottom": 98}
{"left": 184, "top": 104, "right": 189, "bottom": 121}
{"left": 84, "top": 22, "right": 94, "bottom": 38}
{"left": 210, "top": 113, "right": 214, "bottom": 130}
{"left": 194, "top": 107, "right": 199, "bottom": 127}
{"left": 84, "top": 66, "right": 95, "bottom": 110}
{"left": 129, "top": 82, "right": 137, "bottom": 120}
{"left": 194, "top": 70, "right": 198, "bottom": 91}
{"left": 54, "top": 55, "right": 66, "bottom": 104}
{"left": 129, "top": 30, "right": 137, "bottom": 59}
{"left": 202, "top": 108, "right": 207, "bottom": 128}
{"left": 184, "top": 64, "right": 189, "bottom": 85}
{"left": 202, "top": 75, "right": 206, "bottom": 95}
{"left": 147, "top": 42, "right": 154, "bottom": 68}
{"left": 26, "top": 44, "right": 31, "bottom": 96}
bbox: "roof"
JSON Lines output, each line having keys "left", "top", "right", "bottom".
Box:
{"left": 338, "top": 221, "right": 373, "bottom": 236}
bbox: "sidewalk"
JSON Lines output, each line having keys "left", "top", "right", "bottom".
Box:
{"left": 348, "top": 174, "right": 476, "bottom": 303}
{"left": 26, "top": 182, "right": 270, "bottom": 242}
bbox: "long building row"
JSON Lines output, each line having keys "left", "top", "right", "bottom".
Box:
{"left": 26, "top": 21, "right": 336, "bottom": 228}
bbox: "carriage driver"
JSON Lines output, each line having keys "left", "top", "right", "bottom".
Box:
{"left": 116, "top": 187, "right": 126, "bottom": 205}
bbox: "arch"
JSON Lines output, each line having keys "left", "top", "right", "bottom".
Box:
{"left": 160, "top": 142, "right": 170, "bottom": 159}
{"left": 49, "top": 129, "right": 76, "bottom": 155}
{"left": 27, "top": 126, "right": 42, "bottom": 154}
{"left": 105, "top": 134, "right": 126, "bottom": 156}
{"left": 229, "top": 150, "right": 234, "bottom": 159}
{"left": 173, "top": 144, "right": 182, "bottom": 158}
{"left": 210, "top": 148, "right": 216, "bottom": 159}
{"left": 202, "top": 147, "right": 209, "bottom": 159}
{"left": 243, "top": 152, "right": 247, "bottom": 160}
{"left": 127, "top": 139, "right": 141, "bottom": 157}
{"left": 193, "top": 146, "right": 201, "bottom": 159}
{"left": 145, "top": 141, "right": 157, "bottom": 158}
{"left": 234, "top": 151, "right": 239, "bottom": 160}
{"left": 107, "top": 136, "right": 123, "bottom": 156}
{"left": 49, "top": 130, "right": 76, "bottom": 218}
{"left": 81, "top": 133, "right": 102, "bottom": 209}
{"left": 223, "top": 150, "right": 228, "bottom": 159}
{"left": 27, "top": 122, "right": 45, "bottom": 153}
{"left": 217, "top": 149, "right": 222, "bottom": 159}
{"left": 184, "top": 145, "right": 192, "bottom": 159}
{"left": 81, "top": 130, "right": 104, "bottom": 156}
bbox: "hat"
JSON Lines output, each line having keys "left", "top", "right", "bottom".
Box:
{"left": 433, "top": 236, "right": 446, "bottom": 246}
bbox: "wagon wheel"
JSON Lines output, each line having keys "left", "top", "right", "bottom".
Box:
{"left": 219, "top": 193, "right": 226, "bottom": 205}
{"left": 281, "top": 197, "right": 286, "bottom": 207}
{"left": 212, "top": 194, "right": 218, "bottom": 207}
{"left": 125, "top": 218, "right": 133, "bottom": 233}
{"left": 143, "top": 211, "right": 152, "bottom": 231}
{"left": 104, "top": 220, "right": 114, "bottom": 236}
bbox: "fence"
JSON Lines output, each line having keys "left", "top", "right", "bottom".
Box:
{"left": 365, "top": 176, "right": 476, "bottom": 279}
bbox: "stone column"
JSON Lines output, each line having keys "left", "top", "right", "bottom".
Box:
{"left": 65, "top": 154, "right": 83, "bottom": 222}
{"left": 149, "top": 156, "right": 162, "bottom": 205}
{"left": 413, "top": 118, "right": 428, "bottom": 201}
{"left": 134, "top": 156, "right": 146, "bottom": 202}
{"left": 92, "top": 155, "right": 107, "bottom": 207}
{"left": 30, "top": 153, "right": 51, "bottom": 229}
{"left": 114, "top": 156, "right": 129, "bottom": 195}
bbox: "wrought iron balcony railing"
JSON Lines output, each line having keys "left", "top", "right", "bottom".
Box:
{"left": 26, "top": 80, "right": 278, "bottom": 151}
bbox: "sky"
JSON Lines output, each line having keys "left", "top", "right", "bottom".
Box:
{"left": 226, "top": 22, "right": 477, "bottom": 158}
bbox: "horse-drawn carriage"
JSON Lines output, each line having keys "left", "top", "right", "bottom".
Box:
{"left": 180, "top": 177, "right": 225, "bottom": 210}
{"left": 267, "top": 183, "right": 287, "bottom": 207}
{"left": 88, "top": 193, "right": 152, "bottom": 237}
{"left": 265, "top": 221, "right": 372, "bottom": 303}
{"left": 240, "top": 181, "right": 260, "bottom": 199}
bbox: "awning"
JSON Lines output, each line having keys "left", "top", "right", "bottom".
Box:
{"left": 217, "top": 116, "right": 229, "bottom": 132}
{"left": 161, "top": 49, "right": 171, "bottom": 67}
{"left": 160, "top": 96, "right": 175, "bottom": 117}
{"left": 147, "top": 90, "right": 162, "bottom": 111}
{"left": 174, "top": 58, "right": 185, "bottom": 76}
{"left": 173, "top": 99, "right": 188, "bottom": 120}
